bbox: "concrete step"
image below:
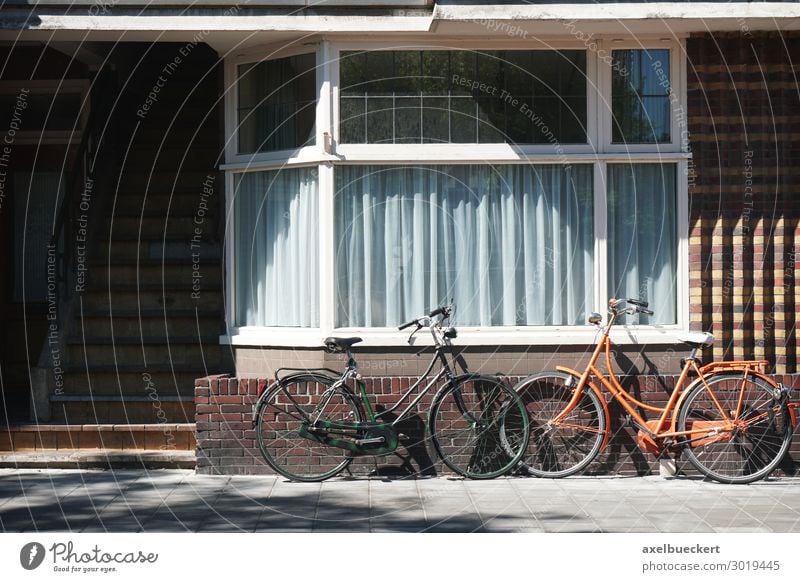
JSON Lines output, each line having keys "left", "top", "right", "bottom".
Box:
{"left": 60, "top": 366, "right": 215, "bottom": 395}
{"left": 0, "top": 422, "right": 196, "bottom": 452}
{"left": 81, "top": 261, "right": 221, "bottom": 286}
{"left": 123, "top": 147, "right": 221, "bottom": 169}
{"left": 0, "top": 450, "right": 196, "bottom": 469}
{"left": 50, "top": 396, "right": 197, "bottom": 424}
{"left": 66, "top": 336, "right": 226, "bottom": 367}
{"left": 116, "top": 170, "right": 217, "bottom": 194}
{"left": 74, "top": 309, "right": 222, "bottom": 337}
{"left": 101, "top": 216, "right": 219, "bottom": 238}
{"left": 78, "top": 286, "right": 223, "bottom": 311}
{"left": 92, "top": 239, "right": 220, "bottom": 262}
{"left": 112, "top": 192, "right": 219, "bottom": 215}
{"left": 63, "top": 364, "right": 211, "bottom": 397}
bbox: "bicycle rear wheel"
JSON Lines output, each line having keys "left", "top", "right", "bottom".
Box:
{"left": 677, "top": 372, "right": 792, "bottom": 484}
{"left": 429, "top": 375, "right": 529, "bottom": 479}
{"left": 514, "top": 372, "right": 606, "bottom": 478}
{"left": 255, "top": 374, "right": 363, "bottom": 482}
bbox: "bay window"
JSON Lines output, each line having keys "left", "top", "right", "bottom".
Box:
{"left": 224, "top": 39, "right": 687, "bottom": 342}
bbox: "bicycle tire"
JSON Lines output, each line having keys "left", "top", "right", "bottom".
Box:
{"left": 429, "top": 375, "right": 530, "bottom": 479}
{"left": 255, "top": 374, "right": 363, "bottom": 482}
{"left": 677, "top": 371, "right": 793, "bottom": 484}
{"left": 514, "top": 372, "right": 606, "bottom": 478}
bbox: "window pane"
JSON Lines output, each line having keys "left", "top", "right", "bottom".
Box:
{"left": 366, "top": 97, "right": 393, "bottom": 143}
{"left": 340, "top": 96, "right": 365, "bottom": 143}
{"left": 234, "top": 168, "right": 319, "bottom": 327}
{"left": 607, "top": 163, "right": 677, "bottom": 324}
{"left": 237, "top": 53, "right": 316, "bottom": 154}
{"left": 335, "top": 165, "right": 594, "bottom": 327}
{"left": 450, "top": 97, "right": 477, "bottom": 143}
{"left": 395, "top": 96, "right": 421, "bottom": 143}
{"left": 611, "top": 49, "right": 671, "bottom": 144}
{"left": 421, "top": 97, "right": 449, "bottom": 144}
{"left": 339, "top": 50, "right": 586, "bottom": 146}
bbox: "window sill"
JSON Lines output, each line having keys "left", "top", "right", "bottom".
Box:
{"left": 222, "top": 325, "right": 688, "bottom": 348}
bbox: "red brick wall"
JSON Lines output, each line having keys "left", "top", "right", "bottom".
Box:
{"left": 195, "top": 372, "right": 800, "bottom": 477}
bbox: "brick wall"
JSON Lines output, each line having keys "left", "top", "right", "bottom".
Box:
{"left": 195, "top": 372, "right": 800, "bottom": 477}
{"left": 687, "top": 31, "right": 800, "bottom": 374}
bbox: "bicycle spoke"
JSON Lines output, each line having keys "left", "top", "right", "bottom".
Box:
{"left": 515, "top": 373, "right": 605, "bottom": 478}
{"left": 256, "top": 377, "right": 362, "bottom": 482}
{"left": 430, "top": 377, "right": 529, "bottom": 479}
{"left": 678, "top": 372, "right": 792, "bottom": 484}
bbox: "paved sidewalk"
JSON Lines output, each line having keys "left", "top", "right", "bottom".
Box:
{"left": 1, "top": 469, "right": 799, "bottom": 533}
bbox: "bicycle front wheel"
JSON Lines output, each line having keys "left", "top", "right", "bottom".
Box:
{"left": 255, "top": 374, "right": 363, "bottom": 482}
{"left": 429, "top": 375, "right": 529, "bottom": 479}
{"left": 514, "top": 372, "right": 606, "bottom": 478}
{"left": 677, "top": 372, "right": 793, "bottom": 484}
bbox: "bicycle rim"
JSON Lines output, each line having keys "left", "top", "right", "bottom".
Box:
{"left": 255, "top": 375, "right": 362, "bottom": 482}
{"left": 429, "top": 376, "right": 529, "bottom": 479}
{"left": 678, "top": 372, "right": 792, "bottom": 484}
{"left": 515, "top": 372, "right": 605, "bottom": 478}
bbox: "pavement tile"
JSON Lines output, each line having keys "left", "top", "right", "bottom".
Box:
{"left": 0, "top": 469, "right": 798, "bottom": 532}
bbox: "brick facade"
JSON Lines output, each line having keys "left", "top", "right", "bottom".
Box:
{"left": 687, "top": 31, "right": 800, "bottom": 374}
{"left": 197, "top": 31, "right": 800, "bottom": 477}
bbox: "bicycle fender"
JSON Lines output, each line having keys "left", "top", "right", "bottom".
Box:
{"left": 673, "top": 372, "right": 796, "bottom": 432}
{"left": 255, "top": 372, "right": 341, "bottom": 406}
{"left": 252, "top": 372, "right": 349, "bottom": 427}
{"left": 554, "top": 365, "right": 612, "bottom": 452}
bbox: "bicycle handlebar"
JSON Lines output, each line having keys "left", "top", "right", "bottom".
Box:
{"left": 398, "top": 305, "right": 452, "bottom": 331}
{"left": 607, "top": 298, "right": 654, "bottom": 320}
{"left": 428, "top": 306, "right": 446, "bottom": 318}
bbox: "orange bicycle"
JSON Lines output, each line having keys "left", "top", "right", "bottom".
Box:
{"left": 514, "top": 298, "right": 797, "bottom": 484}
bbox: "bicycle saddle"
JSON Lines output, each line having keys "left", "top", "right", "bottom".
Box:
{"left": 323, "top": 336, "right": 363, "bottom": 353}
{"left": 677, "top": 332, "right": 715, "bottom": 348}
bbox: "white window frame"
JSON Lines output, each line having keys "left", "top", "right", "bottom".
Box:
{"left": 222, "top": 35, "right": 690, "bottom": 347}
{"left": 599, "top": 38, "right": 686, "bottom": 154}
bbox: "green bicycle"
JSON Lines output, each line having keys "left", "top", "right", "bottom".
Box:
{"left": 253, "top": 305, "right": 530, "bottom": 482}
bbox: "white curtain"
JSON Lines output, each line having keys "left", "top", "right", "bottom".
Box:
{"left": 234, "top": 168, "right": 319, "bottom": 327}
{"left": 608, "top": 163, "right": 677, "bottom": 324}
{"left": 335, "top": 165, "right": 594, "bottom": 327}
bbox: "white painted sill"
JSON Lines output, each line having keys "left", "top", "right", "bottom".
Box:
{"left": 221, "top": 325, "right": 688, "bottom": 348}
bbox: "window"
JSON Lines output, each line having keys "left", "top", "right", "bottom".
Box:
{"left": 339, "top": 50, "right": 586, "bottom": 145}
{"left": 607, "top": 163, "right": 677, "bottom": 324}
{"left": 611, "top": 49, "right": 671, "bottom": 144}
{"left": 335, "top": 164, "right": 593, "bottom": 327}
{"left": 233, "top": 167, "right": 319, "bottom": 327}
{"left": 237, "top": 53, "right": 316, "bottom": 154}
{"left": 225, "top": 39, "right": 686, "bottom": 342}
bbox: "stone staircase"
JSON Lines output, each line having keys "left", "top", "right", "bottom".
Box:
{"left": 0, "top": 43, "right": 231, "bottom": 466}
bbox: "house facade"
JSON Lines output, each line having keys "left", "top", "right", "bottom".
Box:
{"left": 0, "top": 2, "right": 797, "bottom": 476}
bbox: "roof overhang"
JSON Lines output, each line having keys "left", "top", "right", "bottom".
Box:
{"left": 0, "top": 3, "right": 798, "bottom": 54}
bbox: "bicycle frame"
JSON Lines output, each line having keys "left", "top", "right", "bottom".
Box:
{"left": 273, "top": 318, "right": 467, "bottom": 430}
{"left": 553, "top": 307, "right": 789, "bottom": 450}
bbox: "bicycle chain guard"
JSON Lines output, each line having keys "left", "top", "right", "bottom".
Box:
{"left": 297, "top": 420, "right": 399, "bottom": 457}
